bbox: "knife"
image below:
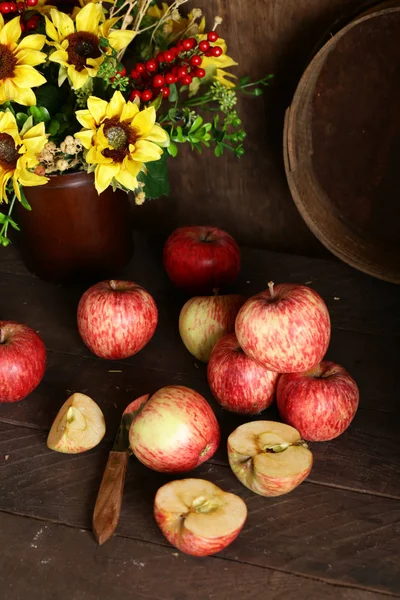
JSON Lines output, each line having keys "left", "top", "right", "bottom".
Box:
{"left": 92, "top": 394, "right": 149, "bottom": 545}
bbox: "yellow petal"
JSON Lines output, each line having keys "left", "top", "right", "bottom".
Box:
{"left": 94, "top": 163, "right": 120, "bottom": 194}
{"left": 115, "top": 167, "right": 138, "bottom": 190}
{"left": 131, "top": 140, "right": 163, "bottom": 163}
{"left": 146, "top": 124, "right": 169, "bottom": 147}
{"left": 0, "top": 16, "right": 21, "bottom": 46}
{"left": 45, "top": 16, "right": 60, "bottom": 42}
{"left": 75, "top": 110, "right": 96, "bottom": 130}
{"left": 131, "top": 107, "right": 156, "bottom": 138}
{"left": 12, "top": 65, "right": 47, "bottom": 88}
{"left": 108, "top": 28, "right": 136, "bottom": 52}
{"left": 50, "top": 8, "right": 74, "bottom": 39}
{"left": 106, "top": 91, "right": 125, "bottom": 119}
{"left": 21, "top": 124, "right": 48, "bottom": 155}
{"left": 120, "top": 101, "right": 139, "bottom": 123}
{"left": 13, "top": 174, "right": 21, "bottom": 201}
{"left": 0, "top": 109, "right": 18, "bottom": 133}
{"left": 74, "top": 129, "right": 95, "bottom": 150}
{"left": 0, "top": 169, "right": 13, "bottom": 202}
{"left": 16, "top": 48, "right": 46, "bottom": 67}
{"left": 17, "top": 33, "right": 46, "bottom": 51}
{"left": 76, "top": 2, "right": 102, "bottom": 34}
{"left": 16, "top": 169, "right": 48, "bottom": 187}
{"left": 49, "top": 48, "right": 69, "bottom": 67}
{"left": 123, "top": 156, "right": 142, "bottom": 177}
{"left": 87, "top": 96, "right": 107, "bottom": 125}
{"left": 6, "top": 83, "right": 37, "bottom": 106}
{"left": 99, "top": 17, "right": 119, "bottom": 38}
{"left": 68, "top": 65, "right": 89, "bottom": 89}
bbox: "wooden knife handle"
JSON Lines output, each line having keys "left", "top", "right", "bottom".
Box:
{"left": 92, "top": 451, "right": 129, "bottom": 545}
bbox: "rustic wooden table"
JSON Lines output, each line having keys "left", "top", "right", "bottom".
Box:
{"left": 1, "top": 233, "right": 399, "bottom": 600}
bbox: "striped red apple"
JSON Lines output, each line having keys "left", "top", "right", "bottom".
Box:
{"left": 235, "top": 282, "right": 331, "bottom": 373}
{"left": 179, "top": 294, "right": 245, "bottom": 363}
{"left": 77, "top": 280, "right": 158, "bottom": 360}
{"left": 207, "top": 333, "right": 279, "bottom": 414}
{"left": 129, "top": 385, "right": 220, "bottom": 472}
{"left": 277, "top": 361, "right": 359, "bottom": 441}
{"left": 154, "top": 479, "right": 247, "bottom": 556}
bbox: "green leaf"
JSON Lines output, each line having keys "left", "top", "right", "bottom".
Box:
{"left": 167, "top": 142, "right": 178, "bottom": 157}
{"left": 19, "top": 187, "right": 32, "bottom": 211}
{"left": 189, "top": 116, "right": 203, "bottom": 134}
{"left": 137, "top": 152, "right": 169, "bottom": 200}
{"left": 150, "top": 93, "right": 163, "bottom": 111}
{"left": 7, "top": 217, "right": 20, "bottom": 231}
{"left": 48, "top": 119, "right": 60, "bottom": 137}
{"left": 215, "top": 144, "right": 223, "bottom": 157}
{"left": 20, "top": 115, "right": 34, "bottom": 136}
{"left": 168, "top": 83, "right": 178, "bottom": 103}
{"left": 16, "top": 113, "right": 28, "bottom": 128}
{"left": 35, "top": 84, "right": 65, "bottom": 114}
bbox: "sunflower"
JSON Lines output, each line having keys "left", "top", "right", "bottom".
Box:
{"left": 0, "top": 111, "right": 48, "bottom": 203}
{"left": 75, "top": 91, "right": 169, "bottom": 194}
{"left": 45, "top": 4, "right": 136, "bottom": 89}
{"left": 0, "top": 15, "right": 47, "bottom": 106}
{"left": 197, "top": 35, "right": 238, "bottom": 88}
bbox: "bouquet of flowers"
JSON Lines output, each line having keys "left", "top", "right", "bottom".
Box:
{"left": 0, "top": 0, "right": 272, "bottom": 246}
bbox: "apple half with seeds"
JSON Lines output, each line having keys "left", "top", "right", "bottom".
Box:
{"left": 154, "top": 478, "right": 247, "bottom": 556}
{"left": 47, "top": 393, "right": 106, "bottom": 454}
{"left": 228, "top": 421, "right": 313, "bottom": 497}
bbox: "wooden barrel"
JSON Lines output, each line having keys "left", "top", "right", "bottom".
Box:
{"left": 284, "top": 8, "right": 400, "bottom": 283}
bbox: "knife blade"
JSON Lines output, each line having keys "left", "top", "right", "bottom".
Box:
{"left": 92, "top": 394, "right": 149, "bottom": 545}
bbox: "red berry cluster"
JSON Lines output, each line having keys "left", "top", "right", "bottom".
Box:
{"left": 0, "top": 0, "right": 39, "bottom": 32}
{"left": 129, "top": 31, "right": 222, "bottom": 103}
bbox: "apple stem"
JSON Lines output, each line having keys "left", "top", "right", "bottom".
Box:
{"left": 213, "top": 288, "right": 219, "bottom": 297}
{"left": 0, "top": 328, "right": 5, "bottom": 345}
{"left": 268, "top": 281, "right": 275, "bottom": 298}
{"left": 109, "top": 280, "right": 117, "bottom": 291}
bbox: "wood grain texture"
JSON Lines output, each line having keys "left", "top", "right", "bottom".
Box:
{"left": 131, "top": 0, "right": 372, "bottom": 255}
{"left": 1, "top": 512, "right": 392, "bottom": 600}
{"left": 0, "top": 423, "right": 399, "bottom": 594}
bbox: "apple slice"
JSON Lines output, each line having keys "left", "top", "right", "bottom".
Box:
{"left": 47, "top": 393, "right": 106, "bottom": 454}
{"left": 154, "top": 478, "right": 247, "bottom": 556}
{"left": 228, "top": 421, "right": 313, "bottom": 497}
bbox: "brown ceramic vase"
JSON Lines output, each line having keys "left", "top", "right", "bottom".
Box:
{"left": 16, "top": 171, "right": 134, "bottom": 283}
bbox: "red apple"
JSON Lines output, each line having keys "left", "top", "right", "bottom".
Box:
{"left": 179, "top": 294, "right": 245, "bottom": 362}
{"left": 235, "top": 282, "right": 331, "bottom": 373}
{"left": 154, "top": 478, "right": 247, "bottom": 556}
{"left": 277, "top": 361, "right": 359, "bottom": 441}
{"left": 228, "top": 421, "right": 313, "bottom": 497}
{"left": 77, "top": 280, "right": 158, "bottom": 360}
{"left": 129, "top": 385, "right": 220, "bottom": 472}
{"left": 0, "top": 321, "right": 46, "bottom": 403}
{"left": 163, "top": 226, "right": 241, "bottom": 293}
{"left": 207, "top": 333, "right": 279, "bottom": 414}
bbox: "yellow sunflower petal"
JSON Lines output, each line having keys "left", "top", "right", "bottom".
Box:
{"left": 0, "top": 16, "right": 21, "bottom": 46}
{"left": 50, "top": 8, "right": 74, "bottom": 38}
{"left": 145, "top": 124, "right": 169, "bottom": 147}
{"left": 3, "top": 81, "right": 37, "bottom": 106}
{"left": 105, "top": 91, "right": 125, "bottom": 119}
{"left": 115, "top": 167, "right": 138, "bottom": 190}
{"left": 48, "top": 48, "right": 69, "bottom": 67}
{"left": 17, "top": 33, "right": 46, "bottom": 51}
{"left": 87, "top": 96, "right": 108, "bottom": 125}
{"left": 99, "top": 16, "right": 119, "bottom": 38}
{"left": 75, "top": 110, "right": 96, "bottom": 130}
{"left": 131, "top": 139, "right": 163, "bottom": 163}
{"left": 16, "top": 168, "right": 48, "bottom": 187}
{"left": 12, "top": 65, "right": 47, "bottom": 88}
{"left": 124, "top": 156, "right": 142, "bottom": 177}
{"left": 0, "top": 169, "right": 13, "bottom": 203}
{"left": 120, "top": 101, "right": 139, "bottom": 123}
{"left": 68, "top": 65, "right": 89, "bottom": 89}
{"left": 0, "top": 109, "right": 19, "bottom": 134}
{"left": 74, "top": 129, "right": 95, "bottom": 149}
{"left": 108, "top": 28, "right": 136, "bottom": 52}
{"left": 76, "top": 2, "right": 102, "bottom": 34}
{"left": 131, "top": 107, "right": 156, "bottom": 138}
{"left": 15, "top": 48, "right": 46, "bottom": 67}
{"left": 44, "top": 16, "right": 60, "bottom": 42}
{"left": 94, "top": 163, "right": 120, "bottom": 194}
{"left": 21, "top": 123, "right": 48, "bottom": 155}
{"left": 13, "top": 174, "right": 21, "bottom": 201}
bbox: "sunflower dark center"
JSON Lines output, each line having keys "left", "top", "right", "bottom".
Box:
{"left": 0, "top": 43, "right": 17, "bottom": 80}
{"left": 102, "top": 118, "right": 137, "bottom": 163}
{"left": 0, "top": 133, "right": 20, "bottom": 170}
{"left": 66, "top": 32, "right": 101, "bottom": 72}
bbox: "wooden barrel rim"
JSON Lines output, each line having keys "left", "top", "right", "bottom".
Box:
{"left": 284, "top": 7, "right": 400, "bottom": 284}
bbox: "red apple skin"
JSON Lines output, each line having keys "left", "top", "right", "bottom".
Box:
{"left": 77, "top": 280, "right": 158, "bottom": 360}
{"left": 129, "top": 385, "right": 220, "bottom": 472}
{"left": 277, "top": 361, "right": 359, "bottom": 441}
{"left": 207, "top": 333, "right": 279, "bottom": 414}
{"left": 154, "top": 504, "right": 244, "bottom": 557}
{"left": 163, "top": 226, "right": 241, "bottom": 293}
{"left": 0, "top": 321, "right": 46, "bottom": 403}
{"left": 235, "top": 283, "right": 331, "bottom": 373}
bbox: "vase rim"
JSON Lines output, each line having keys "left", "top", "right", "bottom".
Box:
{"left": 42, "top": 170, "right": 94, "bottom": 189}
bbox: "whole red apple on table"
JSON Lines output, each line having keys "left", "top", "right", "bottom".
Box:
{"left": 207, "top": 333, "right": 279, "bottom": 414}
{"left": 0, "top": 321, "right": 46, "bottom": 403}
{"left": 129, "top": 385, "right": 220, "bottom": 472}
{"left": 77, "top": 280, "right": 158, "bottom": 360}
{"left": 179, "top": 294, "right": 245, "bottom": 363}
{"left": 277, "top": 361, "right": 359, "bottom": 441}
{"left": 163, "top": 226, "right": 241, "bottom": 293}
{"left": 235, "top": 282, "right": 331, "bottom": 373}
{"left": 154, "top": 478, "right": 247, "bottom": 556}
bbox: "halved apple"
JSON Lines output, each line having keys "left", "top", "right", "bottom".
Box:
{"left": 228, "top": 421, "right": 313, "bottom": 497}
{"left": 154, "top": 478, "right": 247, "bottom": 556}
{"left": 47, "top": 393, "right": 106, "bottom": 454}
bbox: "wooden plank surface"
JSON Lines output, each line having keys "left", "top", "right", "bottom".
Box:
{"left": 1, "top": 512, "right": 392, "bottom": 600}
